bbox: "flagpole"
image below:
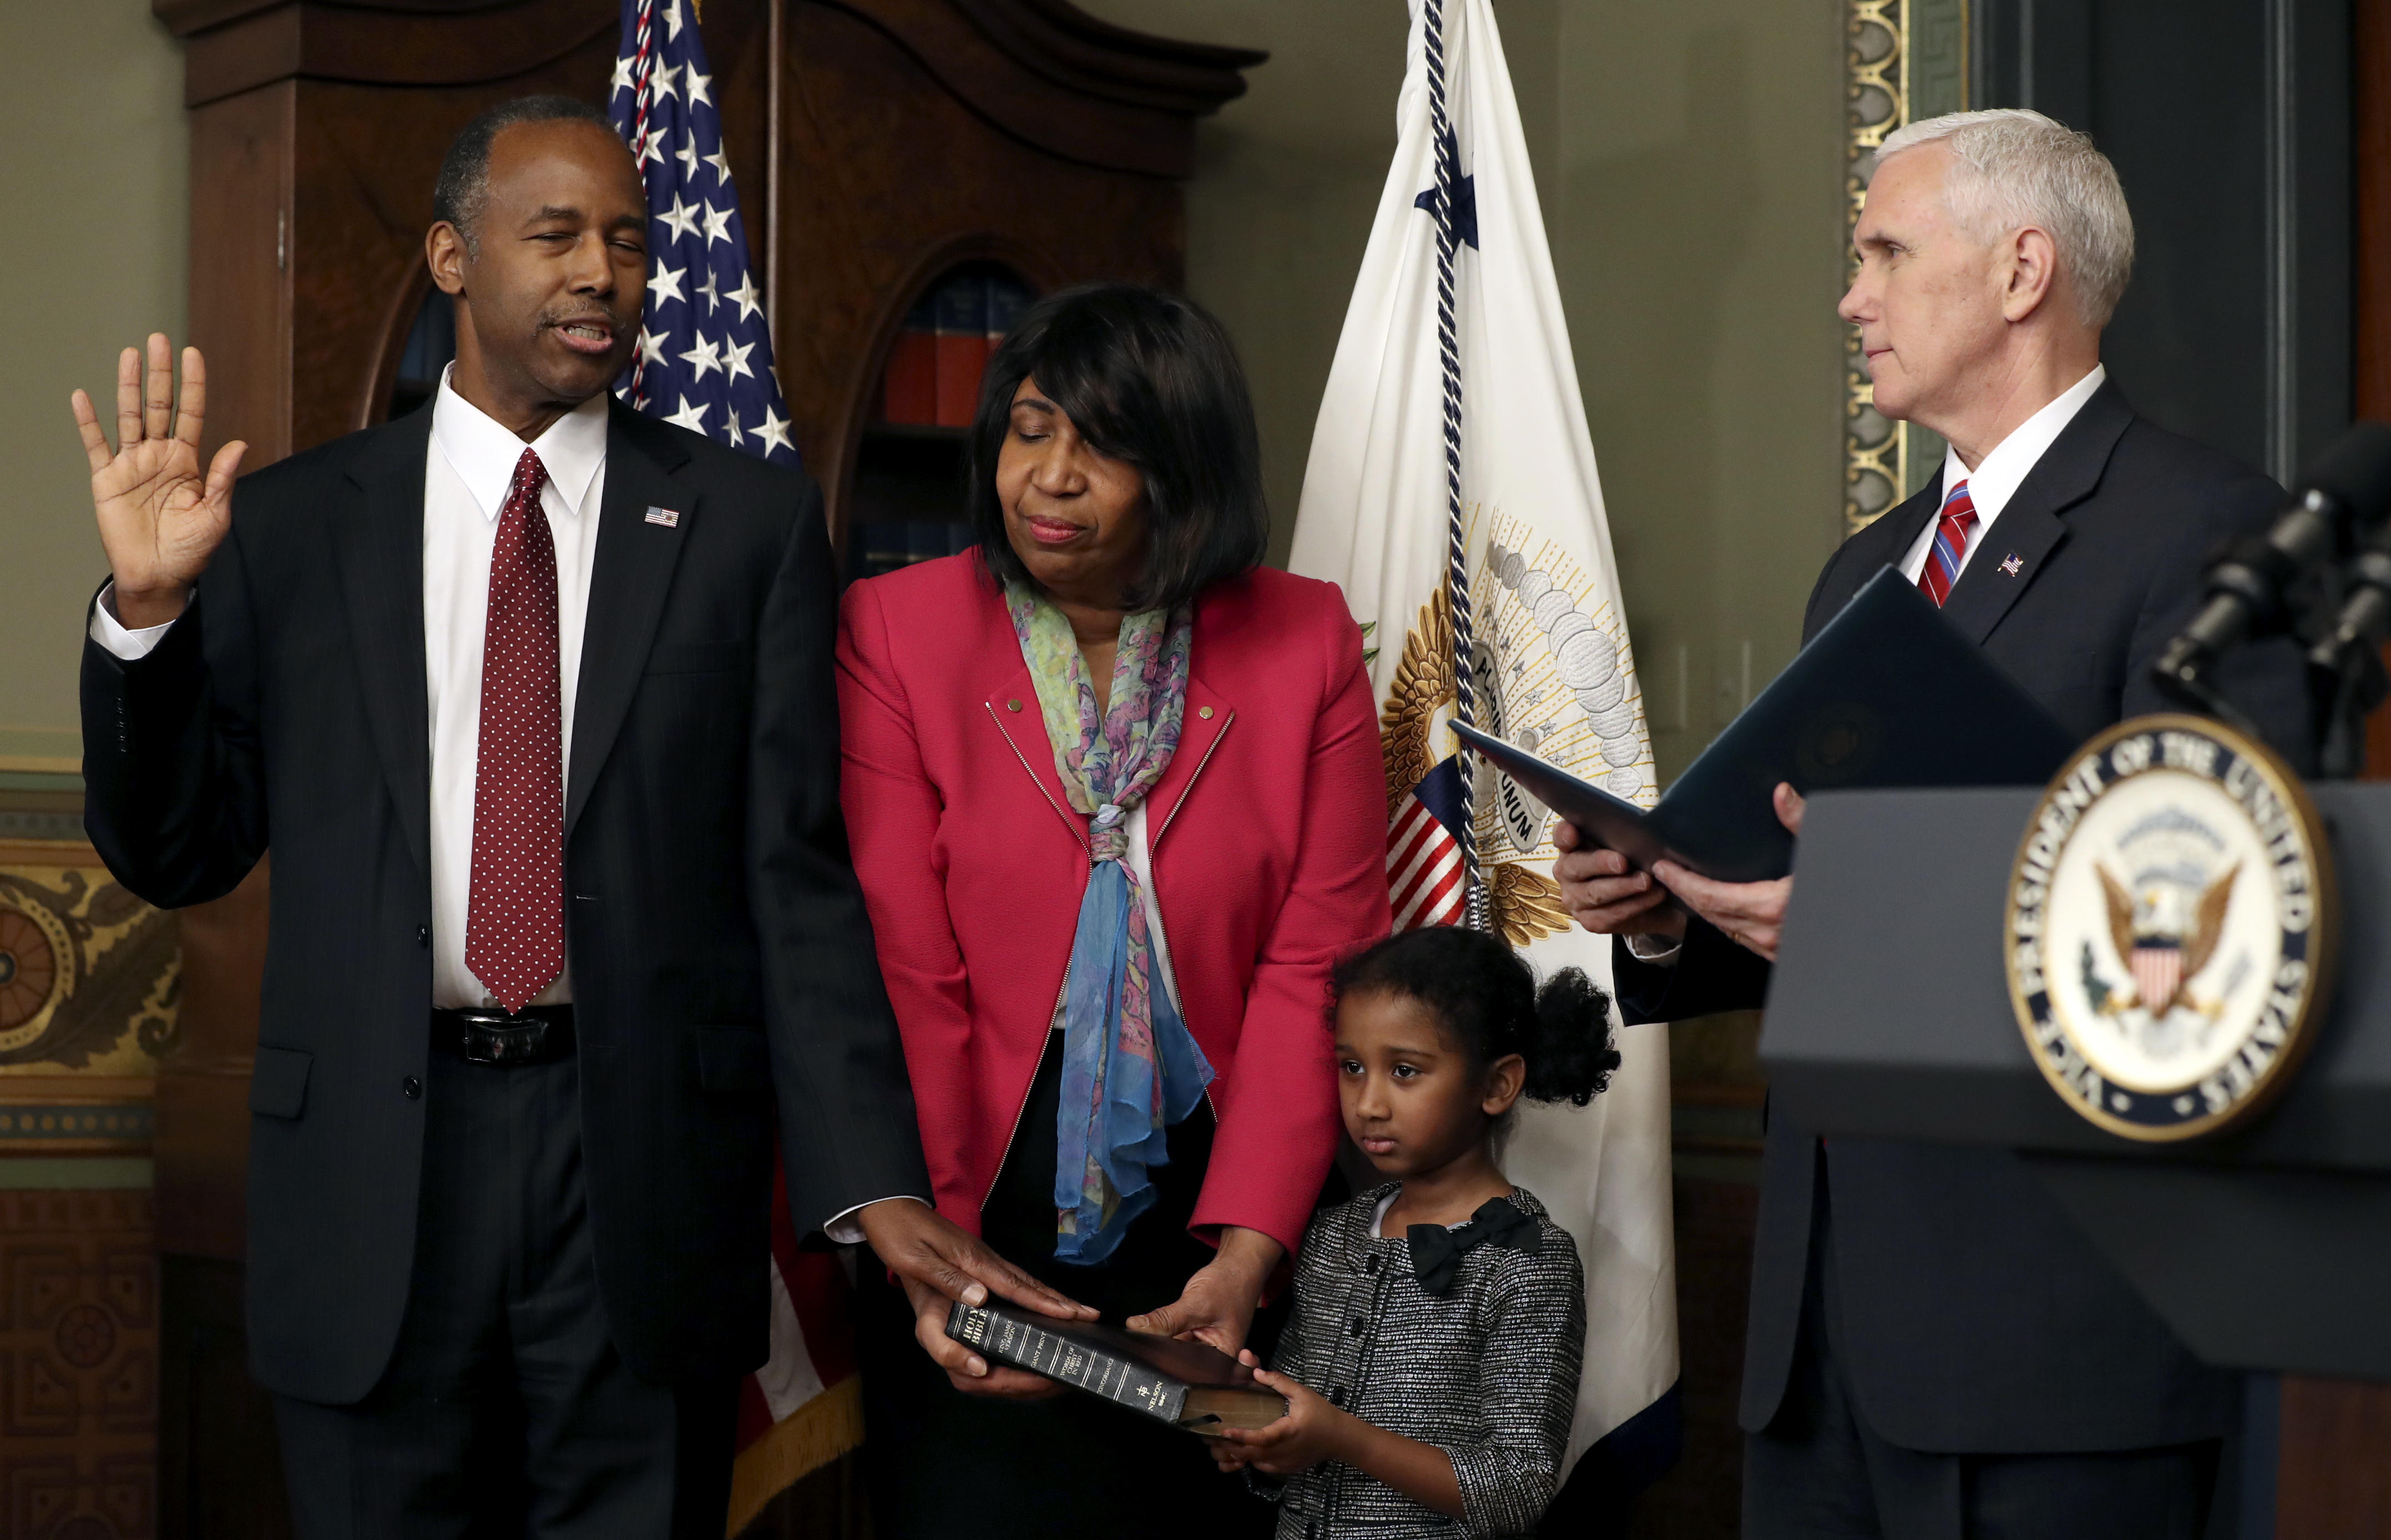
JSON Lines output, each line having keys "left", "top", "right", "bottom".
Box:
{"left": 764, "top": 0, "right": 785, "bottom": 362}
{"left": 1424, "top": 0, "right": 1488, "bottom": 933}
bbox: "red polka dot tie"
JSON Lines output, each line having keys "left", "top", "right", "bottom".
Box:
{"left": 464, "top": 448, "right": 564, "bottom": 1012}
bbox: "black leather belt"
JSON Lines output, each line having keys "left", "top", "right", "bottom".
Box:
{"left": 432, "top": 1006, "right": 576, "bottom": 1066}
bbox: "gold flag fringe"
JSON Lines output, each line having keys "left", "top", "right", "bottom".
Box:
{"left": 723, "top": 1374, "right": 866, "bottom": 1537}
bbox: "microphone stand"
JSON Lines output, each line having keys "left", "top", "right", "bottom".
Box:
{"left": 2306, "top": 526, "right": 2391, "bottom": 779}
{"left": 2152, "top": 422, "right": 2391, "bottom": 774}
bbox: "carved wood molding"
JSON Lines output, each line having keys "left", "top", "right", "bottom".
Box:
{"left": 156, "top": 0, "right": 1266, "bottom": 178}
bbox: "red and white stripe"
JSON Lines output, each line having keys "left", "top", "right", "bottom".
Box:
{"left": 1388, "top": 790, "right": 1466, "bottom": 931}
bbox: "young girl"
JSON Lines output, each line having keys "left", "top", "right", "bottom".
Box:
{"left": 1212, "top": 925, "right": 1617, "bottom": 1537}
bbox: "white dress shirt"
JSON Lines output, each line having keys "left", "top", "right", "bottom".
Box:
{"left": 1897, "top": 363, "right": 2107, "bottom": 586}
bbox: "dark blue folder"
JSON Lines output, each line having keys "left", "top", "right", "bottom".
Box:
{"left": 1454, "top": 566, "right": 2077, "bottom": 886}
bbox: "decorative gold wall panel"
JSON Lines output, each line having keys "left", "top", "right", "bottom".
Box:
{"left": 0, "top": 838, "right": 175, "bottom": 1157}
{"left": 1843, "top": 0, "right": 1969, "bottom": 535}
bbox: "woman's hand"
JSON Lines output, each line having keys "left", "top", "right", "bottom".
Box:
{"left": 1126, "top": 1225, "right": 1284, "bottom": 1355}
{"left": 1212, "top": 1353, "right": 1350, "bottom": 1477}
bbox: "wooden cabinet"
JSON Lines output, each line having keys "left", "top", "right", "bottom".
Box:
{"left": 148, "top": 1, "right": 1258, "bottom": 1532}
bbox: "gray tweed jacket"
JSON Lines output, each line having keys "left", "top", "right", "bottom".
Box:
{"left": 1261, "top": 1183, "right": 1586, "bottom": 1539}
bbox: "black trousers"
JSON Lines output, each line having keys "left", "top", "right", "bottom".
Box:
{"left": 274, "top": 1048, "right": 738, "bottom": 1539}
{"left": 857, "top": 1030, "right": 1281, "bottom": 1539}
{"left": 1743, "top": 1154, "right": 2219, "bottom": 1540}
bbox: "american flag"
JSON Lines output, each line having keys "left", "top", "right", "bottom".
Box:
{"left": 610, "top": 0, "right": 795, "bottom": 463}
{"left": 1390, "top": 753, "right": 1469, "bottom": 930}
{"left": 609, "top": 2, "right": 861, "bottom": 1528}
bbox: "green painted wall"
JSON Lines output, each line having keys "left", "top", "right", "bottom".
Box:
{"left": 0, "top": 0, "right": 1844, "bottom": 786}
{"left": 0, "top": 0, "right": 188, "bottom": 770}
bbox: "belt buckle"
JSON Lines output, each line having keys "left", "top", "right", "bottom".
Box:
{"left": 456, "top": 1010, "right": 548, "bottom": 1066}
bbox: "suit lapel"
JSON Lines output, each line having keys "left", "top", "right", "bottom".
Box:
{"left": 333, "top": 413, "right": 435, "bottom": 879}
{"left": 1937, "top": 382, "right": 2132, "bottom": 645}
{"left": 1811, "top": 483, "right": 1940, "bottom": 641}
{"left": 567, "top": 406, "right": 695, "bottom": 837}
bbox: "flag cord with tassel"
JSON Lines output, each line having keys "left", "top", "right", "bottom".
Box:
{"left": 1423, "top": 0, "right": 1488, "bottom": 932}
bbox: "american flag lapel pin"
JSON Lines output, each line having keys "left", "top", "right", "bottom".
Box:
{"left": 1998, "top": 552, "right": 2024, "bottom": 576}
{"left": 645, "top": 506, "right": 681, "bottom": 529}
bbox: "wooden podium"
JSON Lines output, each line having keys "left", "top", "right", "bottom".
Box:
{"left": 1763, "top": 785, "right": 2391, "bottom": 1537}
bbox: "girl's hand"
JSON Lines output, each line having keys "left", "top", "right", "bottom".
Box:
{"left": 1214, "top": 1351, "right": 1352, "bottom": 1476}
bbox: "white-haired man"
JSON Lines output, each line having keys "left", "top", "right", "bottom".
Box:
{"left": 1558, "top": 110, "right": 2304, "bottom": 1535}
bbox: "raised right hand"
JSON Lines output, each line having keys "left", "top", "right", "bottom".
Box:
{"left": 72, "top": 335, "right": 247, "bottom": 629}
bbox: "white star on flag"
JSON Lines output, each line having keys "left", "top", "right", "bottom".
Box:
{"left": 754, "top": 404, "right": 791, "bottom": 457}
{"left": 726, "top": 273, "right": 763, "bottom": 325}
{"left": 663, "top": 394, "right": 709, "bottom": 432}
{"left": 679, "top": 333, "right": 722, "bottom": 382}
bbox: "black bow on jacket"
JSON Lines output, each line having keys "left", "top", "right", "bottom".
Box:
{"left": 1407, "top": 1196, "right": 1541, "bottom": 1295}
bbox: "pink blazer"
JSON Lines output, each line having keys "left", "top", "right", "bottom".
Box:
{"left": 835, "top": 553, "right": 1391, "bottom": 1254}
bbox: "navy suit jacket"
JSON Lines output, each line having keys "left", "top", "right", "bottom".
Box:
{"left": 1617, "top": 381, "right": 2304, "bottom": 1453}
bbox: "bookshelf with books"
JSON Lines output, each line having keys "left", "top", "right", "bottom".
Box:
{"left": 848, "top": 264, "right": 1036, "bottom": 584}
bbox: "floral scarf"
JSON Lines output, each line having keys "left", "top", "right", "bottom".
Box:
{"left": 1005, "top": 580, "right": 1214, "bottom": 1264}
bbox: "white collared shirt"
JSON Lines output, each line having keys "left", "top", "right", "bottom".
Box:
{"left": 95, "top": 365, "right": 610, "bottom": 1010}
{"left": 1897, "top": 364, "right": 2108, "bottom": 585}
{"left": 419, "top": 367, "right": 609, "bottom": 1008}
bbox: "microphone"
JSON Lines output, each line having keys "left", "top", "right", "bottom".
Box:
{"left": 2310, "top": 522, "right": 2391, "bottom": 675}
{"left": 2155, "top": 421, "right": 2391, "bottom": 692}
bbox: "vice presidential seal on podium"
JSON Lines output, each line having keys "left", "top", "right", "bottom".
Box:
{"left": 2004, "top": 713, "right": 2337, "bottom": 1142}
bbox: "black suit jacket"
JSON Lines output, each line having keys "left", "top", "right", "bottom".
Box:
{"left": 1616, "top": 382, "right": 2303, "bottom": 1453}
{"left": 82, "top": 401, "right": 932, "bottom": 1404}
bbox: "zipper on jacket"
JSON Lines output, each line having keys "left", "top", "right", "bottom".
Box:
{"left": 984, "top": 971, "right": 1075, "bottom": 1210}
{"left": 1153, "top": 709, "right": 1235, "bottom": 848}
{"left": 985, "top": 701, "right": 1089, "bottom": 851}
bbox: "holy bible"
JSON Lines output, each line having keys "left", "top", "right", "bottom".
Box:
{"left": 946, "top": 1301, "right": 1288, "bottom": 1436}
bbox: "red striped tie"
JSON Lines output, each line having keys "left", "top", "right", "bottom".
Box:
{"left": 1918, "top": 480, "right": 1977, "bottom": 607}
{"left": 464, "top": 449, "right": 564, "bottom": 1012}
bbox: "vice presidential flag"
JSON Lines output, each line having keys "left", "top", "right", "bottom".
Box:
{"left": 1289, "top": 0, "right": 1681, "bottom": 1503}
{"left": 610, "top": 3, "right": 858, "bottom": 1530}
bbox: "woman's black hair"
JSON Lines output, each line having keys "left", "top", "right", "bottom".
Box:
{"left": 1331, "top": 927, "right": 1620, "bottom": 1108}
{"left": 967, "top": 282, "right": 1268, "bottom": 611}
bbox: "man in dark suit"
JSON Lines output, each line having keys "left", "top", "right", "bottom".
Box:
{"left": 72, "top": 97, "right": 1081, "bottom": 1536}
{"left": 1559, "top": 109, "right": 2304, "bottom": 1537}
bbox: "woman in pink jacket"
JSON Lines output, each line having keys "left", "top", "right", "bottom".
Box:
{"left": 837, "top": 284, "right": 1390, "bottom": 1534}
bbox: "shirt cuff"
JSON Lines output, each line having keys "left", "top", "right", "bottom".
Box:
{"left": 1625, "top": 931, "right": 1684, "bottom": 965}
{"left": 89, "top": 582, "right": 184, "bottom": 661}
{"left": 821, "top": 1194, "right": 926, "bottom": 1245}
